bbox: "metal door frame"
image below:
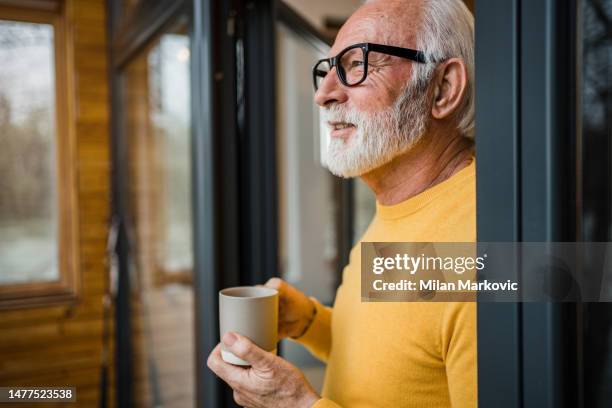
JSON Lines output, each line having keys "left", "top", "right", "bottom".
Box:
{"left": 475, "top": 1, "right": 581, "bottom": 407}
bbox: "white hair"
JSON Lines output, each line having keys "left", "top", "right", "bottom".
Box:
{"left": 323, "top": 0, "right": 475, "bottom": 178}
{"left": 412, "top": 0, "right": 475, "bottom": 139}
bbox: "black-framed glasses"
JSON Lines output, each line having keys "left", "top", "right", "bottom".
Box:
{"left": 312, "top": 42, "right": 427, "bottom": 91}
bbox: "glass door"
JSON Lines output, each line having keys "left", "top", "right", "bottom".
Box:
{"left": 580, "top": 1, "right": 612, "bottom": 406}
{"left": 121, "top": 20, "right": 195, "bottom": 407}
{"left": 274, "top": 2, "right": 376, "bottom": 393}
{"left": 275, "top": 16, "right": 334, "bottom": 392}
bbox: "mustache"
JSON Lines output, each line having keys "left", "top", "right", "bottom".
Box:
{"left": 322, "top": 105, "right": 367, "bottom": 127}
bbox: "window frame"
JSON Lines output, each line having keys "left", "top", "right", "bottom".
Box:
{"left": 0, "top": 3, "right": 80, "bottom": 309}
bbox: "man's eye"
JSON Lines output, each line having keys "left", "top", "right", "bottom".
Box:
{"left": 349, "top": 60, "right": 364, "bottom": 69}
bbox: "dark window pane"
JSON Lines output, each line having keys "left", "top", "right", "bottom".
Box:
{"left": 581, "top": 1, "right": 612, "bottom": 407}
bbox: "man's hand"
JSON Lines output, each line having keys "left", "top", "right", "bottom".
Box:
{"left": 207, "top": 332, "right": 320, "bottom": 408}
{"left": 264, "top": 278, "right": 315, "bottom": 339}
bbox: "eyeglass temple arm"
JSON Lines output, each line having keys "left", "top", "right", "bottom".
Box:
{"left": 367, "top": 43, "right": 427, "bottom": 63}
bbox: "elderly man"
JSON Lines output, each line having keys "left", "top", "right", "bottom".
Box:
{"left": 208, "top": 0, "right": 476, "bottom": 406}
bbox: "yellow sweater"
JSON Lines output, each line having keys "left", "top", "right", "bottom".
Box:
{"left": 297, "top": 160, "right": 477, "bottom": 408}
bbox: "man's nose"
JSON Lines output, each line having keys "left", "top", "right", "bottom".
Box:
{"left": 314, "top": 67, "right": 348, "bottom": 107}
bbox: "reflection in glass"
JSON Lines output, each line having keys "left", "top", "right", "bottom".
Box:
{"left": 149, "top": 34, "right": 193, "bottom": 276}
{"left": 581, "top": 1, "right": 612, "bottom": 407}
{"left": 123, "top": 22, "right": 194, "bottom": 407}
{"left": 0, "top": 20, "right": 58, "bottom": 284}
{"left": 122, "top": 0, "right": 141, "bottom": 20}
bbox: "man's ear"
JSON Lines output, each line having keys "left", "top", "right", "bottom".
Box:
{"left": 430, "top": 58, "right": 468, "bottom": 120}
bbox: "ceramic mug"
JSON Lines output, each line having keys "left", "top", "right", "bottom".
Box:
{"left": 219, "top": 286, "right": 279, "bottom": 366}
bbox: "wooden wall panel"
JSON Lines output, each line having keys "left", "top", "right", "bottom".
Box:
{"left": 0, "top": 0, "right": 113, "bottom": 406}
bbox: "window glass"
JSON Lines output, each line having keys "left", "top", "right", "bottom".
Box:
{"left": 276, "top": 22, "right": 335, "bottom": 393}
{"left": 122, "top": 0, "right": 141, "bottom": 20}
{"left": 123, "top": 21, "right": 195, "bottom": 406}
{"left": 148, "top": 33, "right": 193, "bottom": 276}
{"left": 0, "top": 20, "right": 58, "bottom": 285}
{"left": 581, "top": 1, "right": 612, "bottom": 407}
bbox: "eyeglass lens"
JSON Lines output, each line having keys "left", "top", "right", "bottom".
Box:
{"left": 314, "top": 60, "right": 330, "bottom": 90}
{"left": 314, "top": 47, "right": 367, "bottom": 90}
{"left": 338, "top": 47, "right": 366, "bottom": 86}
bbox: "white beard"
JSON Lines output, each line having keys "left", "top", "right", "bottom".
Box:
{"left": 323, "top": 78, "right": 431, "bottom": 178}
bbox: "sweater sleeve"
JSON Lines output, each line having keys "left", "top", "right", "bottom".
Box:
{"left": 441, "top": 301, "right": 478, "bottom": 408}
{"left": 311, "top": 398, "right": 342, "bottom": 408}
{"left": 291, "top": 297, "right": 332, "bottom": 363}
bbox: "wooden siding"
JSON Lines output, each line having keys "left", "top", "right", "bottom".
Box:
{"left": 0, "top": 0, "right": 112, "bottom": 406}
